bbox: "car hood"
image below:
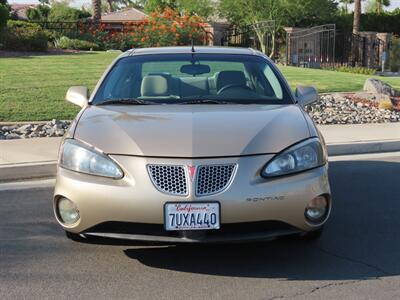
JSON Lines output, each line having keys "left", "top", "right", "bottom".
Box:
{"left": 74, "top": 104, "right": 310, "bottom": 157}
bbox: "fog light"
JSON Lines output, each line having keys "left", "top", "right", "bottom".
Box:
{"left": 57, "top": 197, "right": 80, "bottom": 225}
{"left": 305, "top": 195, "right": 329, "bottom": 224}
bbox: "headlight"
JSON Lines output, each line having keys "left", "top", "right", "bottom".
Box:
{"left": 262, "top": 138, "right": 326, "bottom": 178}
{"left": 60, "top": 139, "right": 123, "bottom": 179}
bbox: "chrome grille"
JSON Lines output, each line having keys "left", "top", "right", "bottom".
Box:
{"left": 196, "top": 164, "right": 237, "bottom": 196}
{"left": 147, "top": 165, "right": 188, "bottom": 196}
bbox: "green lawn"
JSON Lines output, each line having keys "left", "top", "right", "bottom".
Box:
{"left": 280, "top": 66, "right": 400, "bottom": 93}
{"left": 0, "top": 52, "right": 399, "bottom": 122}
{"left": 0, "top": 52, "right": 118, "bottom": 122}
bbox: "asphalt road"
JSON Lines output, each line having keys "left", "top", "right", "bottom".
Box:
{"left": 1, "top": 155, "right": 400, "bottom": 299}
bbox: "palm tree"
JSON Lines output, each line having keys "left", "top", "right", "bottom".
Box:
{"left": 376, "top": 0, "right": 390, "bottom": 14}
{"left": 353, "top": 0, "right": 361, "bottom": 34}
{"left": 340, "top": 0, "right": 354, "bottom": 13}
{"left": 92, "top": 0, "right": 101, "bottom": 21}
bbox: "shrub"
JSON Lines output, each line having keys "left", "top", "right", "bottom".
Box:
{"left": 390, "top": 37, "right": 400, "bottom": 72}
{"left": 0, "top": 20, "right": 49, "bottom": 51}
{"left": 378, "top": 99, "right": 393, "bottom": 110}
{"left": 26, "top": 4, "right": 51, "bottom": 22}
{"left": 56, "top": 36, "right": 99, "bottom": 50}
{"left": 48, "top": 3, "right": 90, "bottom": 22}
{"left": 331, "top": 11, "right": 400, "bottom": 34}
{"left": 85, "top": 8, "right": 210, "bottom": 50}
{"left": 323, "top": 66, "right": 376, "bottom": 75}
{"left": 0, "top": 4, "right": 9, "bottom": 32}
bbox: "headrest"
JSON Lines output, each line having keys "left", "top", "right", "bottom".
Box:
{"left": 216, "top": 71, "right": 246, "bottom": 91}
{"left": 141, "top": 75, "right": 168, "bottom": 97}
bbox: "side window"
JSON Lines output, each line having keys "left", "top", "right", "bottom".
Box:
{"left": 100, "top": 62, "right": 140, "bottom": 100}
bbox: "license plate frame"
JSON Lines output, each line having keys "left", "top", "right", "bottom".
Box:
{"left": 164, "top": 201, "right": 221, "bottom": 231}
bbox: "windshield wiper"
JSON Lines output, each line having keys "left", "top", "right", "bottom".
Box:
{"left": 97, "top": 98, "right": 157, "bottom": 106}
{"left": 180, "top": 99, "right": 232, "bottom": 105}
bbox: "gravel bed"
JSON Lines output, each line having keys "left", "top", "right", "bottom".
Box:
{"left": 306, "top": 94, "right": 400, "bottom": 125}
{"left": 0, "top": 120, "right": 71, "bottom": 140}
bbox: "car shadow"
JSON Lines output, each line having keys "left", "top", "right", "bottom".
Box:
{"left": 122, "top": 158, "right": 400, "bottom": 281}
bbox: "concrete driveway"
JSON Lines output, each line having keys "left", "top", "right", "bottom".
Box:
{"left": 0, "top": 154, "right": 399, "bottom": 299}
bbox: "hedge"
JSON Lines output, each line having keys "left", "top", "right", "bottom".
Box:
{"left": 0, "top": 20, "right": 49, "bottom": 51}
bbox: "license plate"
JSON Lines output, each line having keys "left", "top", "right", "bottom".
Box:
{"left": 164, "top": 202, "right": 220, "bottom": 231}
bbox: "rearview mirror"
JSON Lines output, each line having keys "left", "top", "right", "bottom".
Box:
{"left": 66, "top": 86, "right": 89, "bottom": 108}
{"left": 295, "top": 86, "right": 318, "bottom": 107}
{"left": 180, "top": 64, "right": 211, "bottom": 75}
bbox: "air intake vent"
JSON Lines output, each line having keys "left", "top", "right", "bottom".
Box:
{"left": 196, "top": 164, "right": 237, "bottom": 196}
{"left": 147, "top": 165, "right": 188, "bottom": 196}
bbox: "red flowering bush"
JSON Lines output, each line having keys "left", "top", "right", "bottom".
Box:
{"left": 82, "top": 8, "right": 211, "bottom": 50}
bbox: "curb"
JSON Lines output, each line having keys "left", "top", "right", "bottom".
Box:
{"left": 0, "top": 161, "right": 56, "bottom": 183}
{"left": 0, "top": 140, "right": 399, "bottom": 182}
{"left": 0, "top": 120, "right": 71, "bottom": 126}
{"left": 327, "top": 140, "right": 400, "bottom": 156}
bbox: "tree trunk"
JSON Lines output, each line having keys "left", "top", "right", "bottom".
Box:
{"left": 269, "top": 31, "right": 276, "bottom": 59}
{"left": 258, "top": 32, "right": 266, "bottom": 54}
{"left": 107, "top": 0, "right": 113, "bottom": 12}
{"left": 353, "top": 0, "right": 361, "bottom": 35}
{"left": 92, "top": 0, "right": 101, "bottom": 22}
{"left": 253, "top": 25, "right": 266, "bottom": 54}
{"left": 352, "top": 0, "right": 362, "bottom": 66}
{"left": 377, "top": 0, "right": 382, "bottom": 14}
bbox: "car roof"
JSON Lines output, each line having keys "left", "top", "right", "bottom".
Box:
{"left": 120, "top": 46, "right": 266, "bottom": 58}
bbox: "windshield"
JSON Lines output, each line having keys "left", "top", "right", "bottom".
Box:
{"left": 92, "top": 54, "right": 293, "bottom": 105}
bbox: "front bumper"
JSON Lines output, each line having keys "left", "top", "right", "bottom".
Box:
{"left": 54, "top": 154, "right": 331, "bottom": 243}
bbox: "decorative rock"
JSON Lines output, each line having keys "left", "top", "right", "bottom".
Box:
{"left": 363, "top": 78, "right": 399, "bottom": 97}
{"left": 16, "top": 124, "right": 32, "bottom": 133}
{"left": 5, "top": 133, "right": 21, "bottom": 140}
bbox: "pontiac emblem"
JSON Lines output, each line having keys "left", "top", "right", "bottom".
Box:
{"left": 187, "top": 165, "right": 197, "bottom": 181}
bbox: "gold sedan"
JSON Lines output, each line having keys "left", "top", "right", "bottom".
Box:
{"left": 54, "top": 47, "right": 331, "bottom": 243}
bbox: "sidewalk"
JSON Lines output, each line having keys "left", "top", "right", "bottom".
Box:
{"left": 0, "top": 137, "right": 61, "bottom": 165}
{"left": 1, "top": 123, "right": 400, "bottom": 181}
{"left": 319, "top": 123, "right": 400, "bottom": 155}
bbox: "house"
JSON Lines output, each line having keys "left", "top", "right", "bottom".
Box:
{"left": 101, "top": 7, "right": 147, "bottom": 29}
{"left": 10, "top": 4, "right": 37, "bottom": 20}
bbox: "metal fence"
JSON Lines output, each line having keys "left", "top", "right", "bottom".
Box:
{"left": 285, "top": 24, "right": 336, "bottom": 68}
{"left": 285, "top": 24, "right": 390, "bottom": 69}
{"left": 334, "top": 32, "right": 386, "bottom": 69}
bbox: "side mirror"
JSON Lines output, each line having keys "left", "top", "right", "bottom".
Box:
{"left": 295, "top": 86, "right": 318, "bottom": 107}
{"left": 66, "top": 86, "right": 89, "bottom": 108}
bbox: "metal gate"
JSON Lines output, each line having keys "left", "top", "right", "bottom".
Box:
{"left": 286, "top": 24, "right": 336, "bottom": 68}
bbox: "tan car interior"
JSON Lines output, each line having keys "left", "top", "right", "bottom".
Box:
{"left": 139, "top": 71, "right": 249, "bottom": 99}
